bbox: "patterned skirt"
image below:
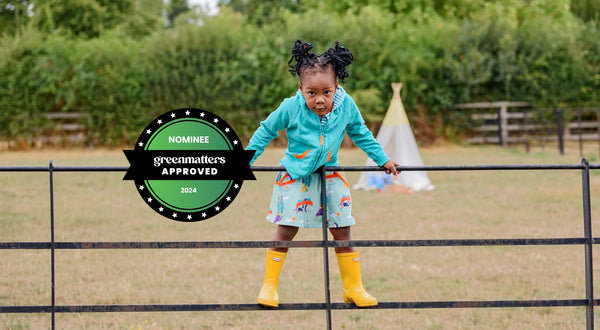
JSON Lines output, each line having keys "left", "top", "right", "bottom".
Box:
{"left": 266, "top": 171, "right": 355, "bottom": 228}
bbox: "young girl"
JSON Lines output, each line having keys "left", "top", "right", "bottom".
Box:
{"left": 246, "top": 40, "right": 399, "bottom": 308}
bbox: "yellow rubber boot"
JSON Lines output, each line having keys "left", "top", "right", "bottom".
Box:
{"left": 257, "top": 249, "right": 287, "bottom": 307}
{"left": 336, "top": 252, "right": 378, "bottom": 307}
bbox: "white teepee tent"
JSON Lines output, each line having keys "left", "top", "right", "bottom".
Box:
{"left": 354, "top": 83, "right": 435, "bottom": 193}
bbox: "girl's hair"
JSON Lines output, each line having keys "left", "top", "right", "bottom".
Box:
{"left": 287, "top": 39, "right": 354, "bottom": 83}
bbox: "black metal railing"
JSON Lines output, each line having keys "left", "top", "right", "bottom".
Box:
{"left": 1, "top": 160, "right": 599, "bottom": 329}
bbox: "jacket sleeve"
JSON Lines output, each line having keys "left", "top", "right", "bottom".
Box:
{"left": 344, "top": 96, "right": 390, "bottom": 166}
{"left": 246, "top": 99, "right": 291, "bottom": 165}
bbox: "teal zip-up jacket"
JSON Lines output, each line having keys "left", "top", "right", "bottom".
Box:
{"left": 246, "top": 86, "right": 390, "bottom": 180}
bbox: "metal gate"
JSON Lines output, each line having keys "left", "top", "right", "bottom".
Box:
{"left": 0, "top": 160, "right": 598, "bottom": 329}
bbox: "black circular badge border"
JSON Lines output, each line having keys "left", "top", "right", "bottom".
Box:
{"left": 132, "top": 108, "right": 244, "bottom": 222}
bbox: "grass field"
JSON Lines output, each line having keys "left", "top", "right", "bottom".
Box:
{"left": 1, "top": 143, "right": 600, "bottom": 329}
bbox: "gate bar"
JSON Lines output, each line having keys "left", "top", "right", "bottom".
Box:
{"left": 0, "top": 237, "right": 589, "bottom": 250}
{"left": 0, "top": 299, "right": 592, "bottom": 313}
{"left": 3, "top": 164, "right": 600, "bottom": 172}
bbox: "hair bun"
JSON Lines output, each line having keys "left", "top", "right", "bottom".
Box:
{"left": 328, "top": 41, "right": 354, "bottom": 83}
{"left": 288, "top": 39, "right": 314, "bottom": 77}
{"left": 291, "top": 40, "right": 313, "bottom": 57}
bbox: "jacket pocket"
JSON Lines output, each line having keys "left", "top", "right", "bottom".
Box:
{"left": 294, "top": 149, "right": 310, "bottom": 159}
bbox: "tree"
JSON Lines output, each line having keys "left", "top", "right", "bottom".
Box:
{"left": 218, "top": 0, "right": 300, "bottom": 24}
{"left": 30, "top": 0, "right": 162, "bottom": 38}
{"left": 166, "top": 0, "right": 189, "bottom": 27}
{"left": 0, "top": 0, "right": 32, "bottom": 34}
{"left": 571, "top": 0, "right": 600, "bottom": 22}
{"left": 218, "top": 0, "right": 245, "bottom": 13}
{"left": 136, "top": 0, "right": 164, "bottom": 20}
{"left": 32, "top": 0, "right": 106, "bottom": 38}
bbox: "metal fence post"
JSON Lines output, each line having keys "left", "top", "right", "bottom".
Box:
{"left": 49, "top": 161, "right": 56, "bottom": 330}
{"left": 320, "top": 166, "right": 332, "bottom": 330}
{"left": 581, "top": 158, "right": 594, "bottom": 330}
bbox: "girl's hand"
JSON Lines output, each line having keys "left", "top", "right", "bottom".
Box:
{"left": 383, "top": 160, "right": 400, "bottom": 176}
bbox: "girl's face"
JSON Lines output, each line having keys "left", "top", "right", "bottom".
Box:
{"left": 298, "top": 68, "right": 338, "bottom": 117}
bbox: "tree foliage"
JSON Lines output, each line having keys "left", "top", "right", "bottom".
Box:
{"left": 570, "top": 0, "right": 600, "bottom": 22}
{"left": 0, "top": 0, "right": 598, "bottom": 146}
{"left": 166, "top": 0, "right": 190, "bottom": 27}
{"left": 1, "top": 0, "right": 165, "bottom": 37}
{"left": 0, "top": 0, "right": 31, "bottom": 35}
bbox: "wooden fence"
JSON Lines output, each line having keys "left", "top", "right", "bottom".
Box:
{"left": 457, "top": 102, "right": 600, "bottom": 155}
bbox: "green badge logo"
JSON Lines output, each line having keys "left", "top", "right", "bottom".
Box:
{"left": 123, "top": 108, "right": 255, "bottom": 222}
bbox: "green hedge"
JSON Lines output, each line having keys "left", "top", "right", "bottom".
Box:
{"left": 1, "top": 1, "right": 599, "bottom": 146}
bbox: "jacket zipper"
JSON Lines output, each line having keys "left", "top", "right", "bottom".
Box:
{"left": 311, "top": 115, "right": 326, "bottom": 173}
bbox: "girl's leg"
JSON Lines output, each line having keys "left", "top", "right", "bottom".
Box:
{"left": 271, "top": 224, "right": 299, "bottom": 253}
{"left": 329, "top": 226, "right": 354, "bottom": 254}
{"left": 330, "top": 226, "right": 377, "bottom": 307}
{"left": 258, "top": 225, "right": 298, "bottom": 307}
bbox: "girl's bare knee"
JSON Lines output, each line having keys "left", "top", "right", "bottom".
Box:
{"left": 330, "top": 227, "right": 354, "bottom": 253}
{"left": 329, "top": 227, "right": 351, "bottom": 241}
{"left": 274, "top": 225, "right": 299, "bottom": 241}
